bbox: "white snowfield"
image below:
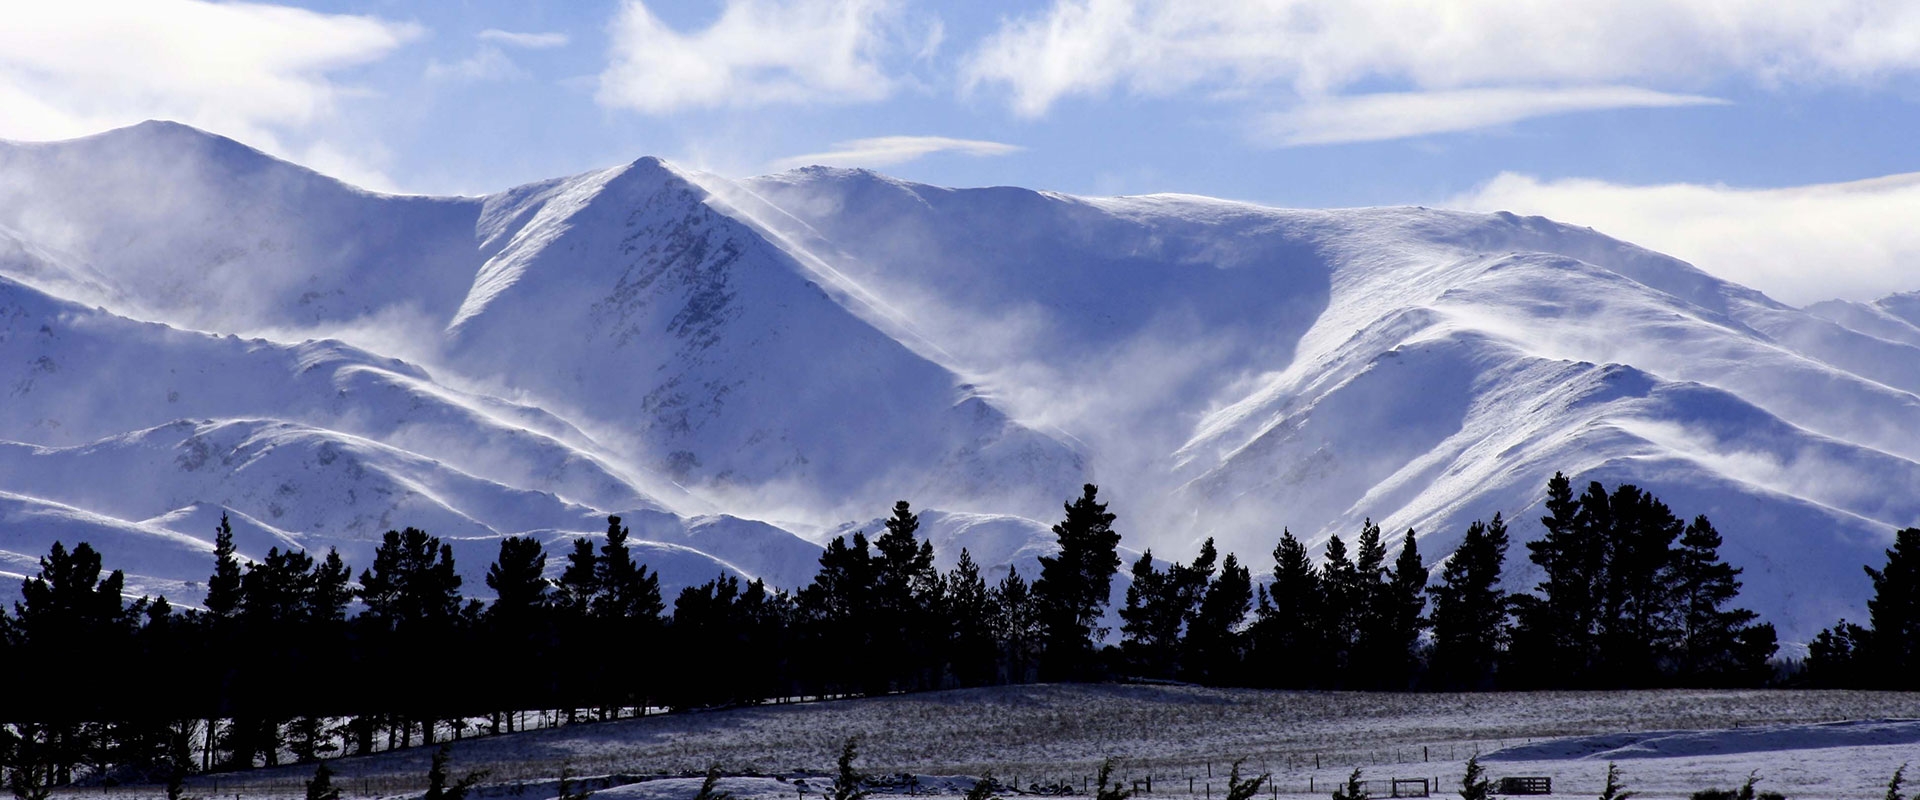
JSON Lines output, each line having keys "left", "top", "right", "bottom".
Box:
{"left": 115, "top": 685, "right": 1920, "bottom": 800}
{"left": 555, "top": 720, "right": 1920, "bottom": 800}
{"left": 1, "top": 121, "right": 1916, "bottom": 641}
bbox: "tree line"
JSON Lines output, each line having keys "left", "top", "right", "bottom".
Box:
{"left": 2, "top": 474, "right": 1915, "bottom": 791}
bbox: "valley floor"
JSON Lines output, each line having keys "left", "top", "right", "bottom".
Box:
{"left": 74, "top": 685, "right": 1920, "bottom": 800}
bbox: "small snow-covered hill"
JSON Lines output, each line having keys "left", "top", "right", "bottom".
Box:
{"left": 0, "top": 122, "right": 1913, "bottom": 641}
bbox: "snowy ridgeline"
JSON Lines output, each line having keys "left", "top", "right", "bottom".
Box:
{"left": 3, "top": 121, "right": 1920, "bottom": 641}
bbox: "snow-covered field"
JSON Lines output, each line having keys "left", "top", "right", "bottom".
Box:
{"left": 85, "top": 685, "right": 1920, "bottom": 800}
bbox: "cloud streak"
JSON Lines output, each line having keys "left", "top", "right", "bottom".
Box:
{"left": 1451, "top": 171, "right": 1920, "bottom": 305}
{"left": 597, "top": 0, "right": 908, "bottom": 113}
{"left": 769, "top": 136, "right": 1023, "bottom": 170}
{"left": 1258, "top": 86, "right": 1727, "bottom": 146}
{"left": 477, "top": 29, "right": 569, "bottom": 49}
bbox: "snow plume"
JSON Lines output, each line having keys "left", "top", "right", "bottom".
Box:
{"left": 1452, "top": 171, "right": 1920, "bottom": 305}
{"left": 0, "top": 121, "right": 488, "bottom": 340}
{"left": 10, "top": 126, "right": 1920, "bottom": 639}
{"left": 596, "top": 0, "right": 920, "bottom": 113}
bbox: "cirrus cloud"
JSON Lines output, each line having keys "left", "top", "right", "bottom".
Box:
{"left": 477, "top": 29, "right": 569, "bottom": 49}
{"left": 1259, "top": 86, "right": 1728, "bottom": 147}
{"left": 770, "top": 135, "right": 1023, "bottom": 170}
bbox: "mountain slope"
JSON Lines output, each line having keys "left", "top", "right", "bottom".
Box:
{"left": 741, "top": 176, "right": 1920, "bottom": 638}
{"left": 0, "top": 123, "right": 1914, "bottom": 641}
{"left": 443, "top": 157, "right": 1084, "bottom": 515}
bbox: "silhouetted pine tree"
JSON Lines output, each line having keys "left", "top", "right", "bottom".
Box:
{"left": 945, "top": 549, "right": 998, "bottom": 687}
{"left": 554, "top": 537, "right": 599, "bottom": 619}
{"left": 873, "top": 501, "right": 943, "bottom": 691}
{"left": 1671, "top": 515, "right": 1776, "bottom": 685}
{"left": 1250, "top": 528, "right": 1324, "bottom": 686}
{"left": 1348, "top": 520, "right": 1396, "bottom": 686}
{"left": 1183, "top": 551, "right": 1251, "bottom": 684}
{"left": 13, "top": 542, "right": 133, "bottom": 728}
{"left": 358, "top": 528, "right": 464, "bottom": 739}
{"left": 1319, "top": 533, "right": 1362, "bottom": 680}
{"left": 1508, "top": 473, "right": 1604, "bottom": 684}
{"left": 314, "top": 549, "right": 353, "bottom": 624}
{"left": 205, "top": 514, "right": 244, "bottom": 622}
{"left": 1369, "top": 530, "right": 1427, "bottom": 689}
{"left": 736, "top": 577, "right": 796, "bottom": 701}
{"left": 234, "top": 546, "right": 344, "bottom": 766}
{"left": 1865, "top": 527, "right": 1920, "bottom": 687}
{"left": 681, "top": 574, "right": 795, "bottom": 706}
{"left": 486, "top": 537, "right": 550, "bottom": 625}
{"left": 594, "top": 516, "right": 663, "bottom": 622}
{"left": 592, "top": 516, "right": 664, "bottom": 711}
{"left": 798, "top": 533, "right": 879, "bottom": 695}
{"left": 1118, "top": 549, "right": 1177, "bottom": 678}
{"left": 1595, "top": 484, "right": 1684, "bottom": 685}
{"left": 1169, "top": 539, "right": 1218, "bottom": 675}
{"left": 990, "top": 566, "right": 1043, "bottom": 683}
{"left": 1806, "top": 619, "right": 1872, "bottom": 687}
{"left": 1428, "top": 515, "right": 1508, "bottom": 689}
{"left": 359, "top": 528, "right": 463, "bottom": 630}
{"left": 669, "top": 574, "right": 748, "bottom": 707}
{"left": 1032, "top": 484, "right": 1121, "bottom": 681}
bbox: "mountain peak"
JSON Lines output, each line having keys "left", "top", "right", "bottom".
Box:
{"left": 74, "top": 119, "right": 281, "bottom": 167}
{"left": 1, "top": 133, "right": 1914, "bottom": 643}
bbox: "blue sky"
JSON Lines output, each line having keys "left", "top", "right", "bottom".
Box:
{"left": 5, "top": 0, "right": 1920, "bottom": 303}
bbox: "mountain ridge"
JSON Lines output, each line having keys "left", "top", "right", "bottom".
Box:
{"left": 0, "top": 121, "right": 1912, "bottom": 642}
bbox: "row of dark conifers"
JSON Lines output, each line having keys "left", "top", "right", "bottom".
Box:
{"left": 1, "top": 475, "right": 1917, "bottom": 789}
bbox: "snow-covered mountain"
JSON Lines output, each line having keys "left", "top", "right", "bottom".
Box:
{"left": 0, "top": 121, "right": 1912, "bottom": 641}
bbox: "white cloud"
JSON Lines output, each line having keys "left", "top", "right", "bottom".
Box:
{"left": 1451, "top": 172, "right": 1920, "bottom": 305}
{"left": 597, "top": 0, "right": 907, "bottom": 113}
{"left": 963, "top": 0, "right": 1920, "bottom": 117}
{"left": 0, "top": 0, "right": 418, "bottom": 140}
{"left": 0, "top": 0, "right": 418, "bottom": 189}
{"left": 770, "top": 136, "right": 1023, "bottom": 170}
{"left": 1258, "top": 86, "right": 1727, "bottom": 146}
{"left": 477, "top": 29, "right": 570, "bottom": 49}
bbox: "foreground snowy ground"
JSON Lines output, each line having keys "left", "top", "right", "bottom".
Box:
{"left": 78, "top": 684, "right": 1920, "bottom": 800}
